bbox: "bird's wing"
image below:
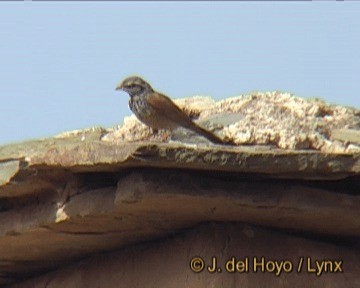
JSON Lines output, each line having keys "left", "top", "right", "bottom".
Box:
{"left": 147, "top": 91, "right": 226, "bottom": 144}
{"left": 146, "top": 92, "right": 194, "bottom": 128}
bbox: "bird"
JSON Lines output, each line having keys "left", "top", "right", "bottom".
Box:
{"left": 115, "top": 76, "right": 227, "bottom": 145}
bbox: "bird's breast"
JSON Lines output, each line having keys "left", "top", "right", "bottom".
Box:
{"left": 129, "top": 95, "right": 154, "bottom": 127}
{"left": 128, "top": 95, "right": 178, "bottom": 130}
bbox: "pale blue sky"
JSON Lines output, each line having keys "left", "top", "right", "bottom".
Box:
{"left": 1, "top": 2, "right": 359, "bottom": 145}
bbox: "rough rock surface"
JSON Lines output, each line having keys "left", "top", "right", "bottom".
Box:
{"left": 0, "top": 93, "right": 359, "bottom": 286}
{"left": 101, "top": 93, "right": 360, "bottom": 152}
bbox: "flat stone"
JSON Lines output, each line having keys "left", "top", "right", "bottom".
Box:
{"left": 331, "top": 128, "right": 360, "bottom": 145}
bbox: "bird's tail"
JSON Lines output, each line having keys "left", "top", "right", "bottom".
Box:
{"left": 190, "top": 123, "right": 228, "bottom": 145}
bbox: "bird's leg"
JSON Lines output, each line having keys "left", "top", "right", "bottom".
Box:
{"left": 151, "top": 128, "right": 171, "bottom": 142}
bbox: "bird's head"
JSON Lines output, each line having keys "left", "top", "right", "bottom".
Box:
{"left": 115, "top": 76, "right": 153, "bottom": 97}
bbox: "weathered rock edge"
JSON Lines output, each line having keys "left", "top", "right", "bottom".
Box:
{"left": 1, "top": 136, "right": 359, "bottom": 186}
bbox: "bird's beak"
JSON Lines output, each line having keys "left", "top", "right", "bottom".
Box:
{"left": 115, "top": 82, "right": 123, "bottom": 91}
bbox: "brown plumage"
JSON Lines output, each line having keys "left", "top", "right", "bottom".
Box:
{"left": 115, "top": 76, "right": 226, "bottom": 145}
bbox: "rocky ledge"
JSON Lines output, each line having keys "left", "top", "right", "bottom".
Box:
{"left": 0, "top": 92, "right": 359, "bottom": 286}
